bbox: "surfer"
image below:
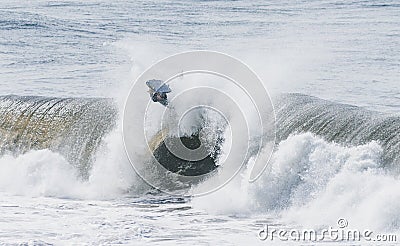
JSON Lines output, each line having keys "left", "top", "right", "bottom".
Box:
{"left": 151, "top": 91, "right": 168, "bottom": 105}
{"left": 146, "top": 79, "right": 171, "bottom": 106}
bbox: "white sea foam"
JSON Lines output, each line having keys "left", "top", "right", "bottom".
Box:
{"left": 0, "top": 149, "right": 82, "bottom": 198}
{"left": 0, "top": 127, "right": 142, "bottom": 199}
{"left": 193, "top": 132, "right": 400, "bottom": 233}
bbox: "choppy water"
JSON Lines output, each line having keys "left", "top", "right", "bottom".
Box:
{"left": 0, "top": 0, "right": 399, "bottom": 245}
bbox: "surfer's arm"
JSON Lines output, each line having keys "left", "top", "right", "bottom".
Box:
{"left": 151, "top": 93, "right": 158, "bottom": 102}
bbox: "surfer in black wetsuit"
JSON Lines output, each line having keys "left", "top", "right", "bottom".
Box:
{"left": 151, "top": 91, "right": 168, "bottom": 106}
{"left": 146, "top": 79, "right": 171, "bottom": 106}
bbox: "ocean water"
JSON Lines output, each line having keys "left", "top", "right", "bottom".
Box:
{"left": 0, "top": 0, "right": 399, "bottom": 245}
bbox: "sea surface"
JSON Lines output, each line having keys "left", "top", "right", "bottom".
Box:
{"left": 0, "top": 0, "right": 399, "bottom": 245}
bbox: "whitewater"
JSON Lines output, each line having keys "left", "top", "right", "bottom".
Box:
{"left": 0, "top": 0, "right": 399, "bottom": 245}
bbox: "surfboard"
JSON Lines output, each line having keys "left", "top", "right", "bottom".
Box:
{"left": 146, "top": 79, "right": 171, "bottom": 93}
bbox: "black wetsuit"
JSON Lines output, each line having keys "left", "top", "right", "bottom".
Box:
{"left": 152, "top": 92, "right": 168, "bottom": 106}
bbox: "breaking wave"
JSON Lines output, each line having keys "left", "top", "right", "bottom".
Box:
{"left": 0, "top": 93, "right": 399, "bottom": 232}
